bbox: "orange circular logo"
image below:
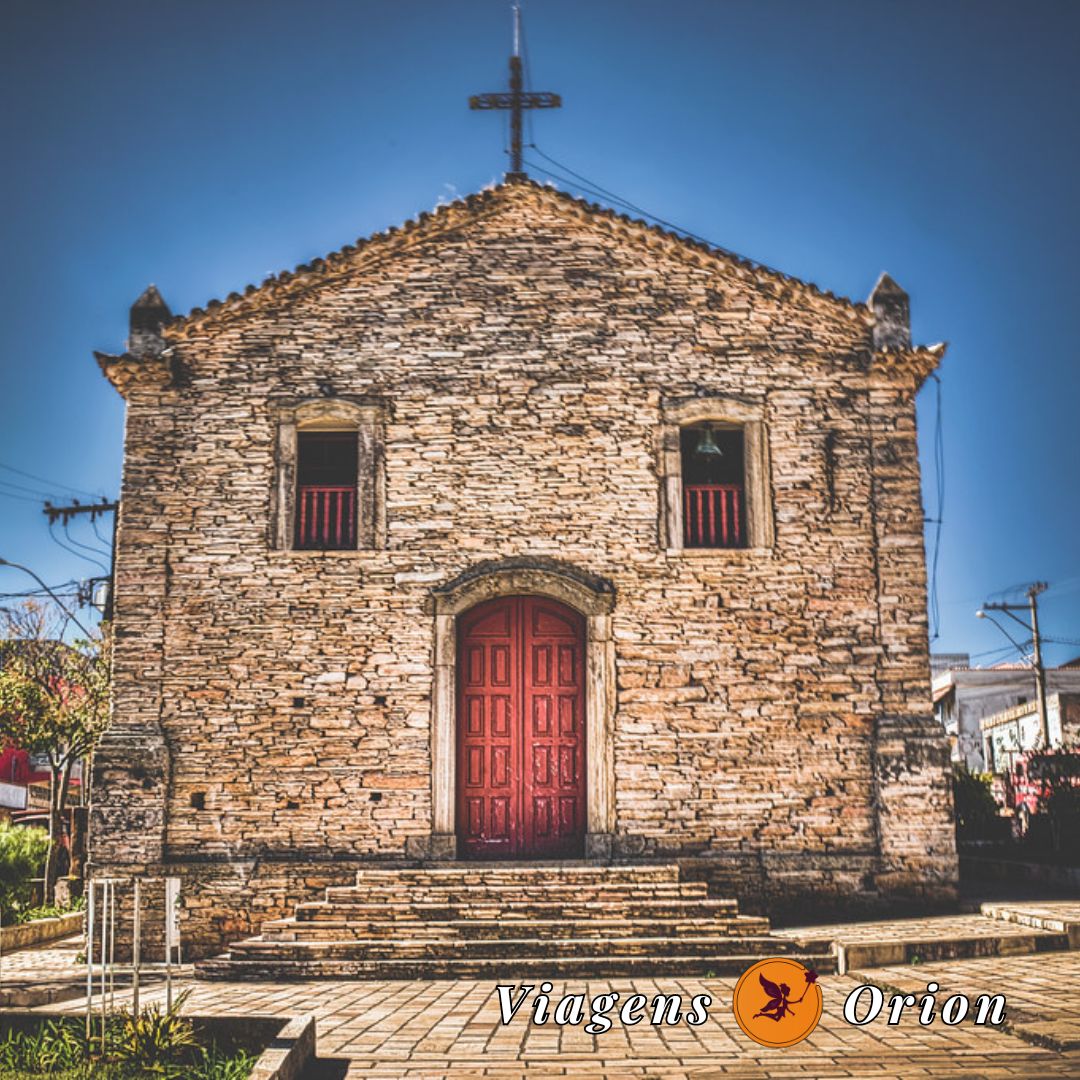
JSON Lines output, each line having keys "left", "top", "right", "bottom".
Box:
{"left": 732, "top": 957, "right": 823, "bottom": 1048}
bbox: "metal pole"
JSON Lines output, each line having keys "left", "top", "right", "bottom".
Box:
{"left": 1029, "top": 585, "right": 1050, "bottom": 747}
{"left": 85, "top": 880, "right": 94, "bottom": 1041}
{"left": 99, "top": 880, "right": 107, "bottom": 1054}
{"left": 509, "top": 55, "right": 523, "bottom": 174}
{"left": 132, "top": 878, "right": 141, "bottom": 1016}
{"left": 108, "top": 880, "right": 116, "bottom": 1017}
{"left": 165, "top": 884, "right": 172, "bottom": 1013}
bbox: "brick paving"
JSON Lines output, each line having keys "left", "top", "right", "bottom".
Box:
{"left": 856, "top": 950, "right": 1080, "bottom": 1054}
{"left": 15, "top": 936, "right": 1079, "bottom": 1078}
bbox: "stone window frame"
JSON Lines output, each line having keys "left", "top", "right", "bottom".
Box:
{"left": 426, "top": 561, "right": 617, "bottom": 861}
{"left": 270, "top": 398, "right": 385, "bottom": 551}
{"left": 659, "top": 396, "right": 774, "bottom": 552}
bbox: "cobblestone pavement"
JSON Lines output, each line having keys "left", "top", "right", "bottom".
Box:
{"left": 20, "top": 938, "right": 1078, "bottom": 1078}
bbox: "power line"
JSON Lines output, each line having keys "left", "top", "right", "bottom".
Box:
{"left": 524, "top": 144, "right": 797, "bottom": 278}
{"left": 0, "top": 460, "right": 101, "bottom": 500}
{"left": 62, "top": 519, "right": 111, "bottom": 562}
{"left": 0, "top": 489, "right": 45, "bottom": 504}
{"left": 48, "top": 519, "right": 109, "bottom": 574}
{"left": 927, "top": 373, "right": 945, "bottom": 640}
{"left": 0, "top": 477, "right": 60, "bottom": 500}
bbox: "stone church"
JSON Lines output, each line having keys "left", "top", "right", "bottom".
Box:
{"left": 92, "top": 177, "right": 958, "bottom": 967}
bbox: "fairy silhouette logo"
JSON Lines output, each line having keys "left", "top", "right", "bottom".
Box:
{"left": 732, "top": 958, "right": 823, "bottom": 1048}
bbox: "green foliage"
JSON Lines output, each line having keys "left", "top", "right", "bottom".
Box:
{"left": 1030, "top": 744, "right": 1080, "bottom": 853}
{"left": 0, "top": 995, "right": 255, "bottom": 1078}
{"left": 0, "top": 822, "right": 50, "bottom": 921}
{"left": 0, "top": 1019, "right": 85, "bottom": 1074}
{"left": 952, "top": 765, "right": 1000, "bottom": 840}
{"left": 0, "top": 602, "right": 111, "bottom": 771}
{"left": 14, "top": 894, "right": 85, "bottom": 925}
{"left": 115, "top": 992, "right": 196, "bottom": 1075}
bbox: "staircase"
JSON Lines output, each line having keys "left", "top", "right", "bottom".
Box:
{"left": 197, "top": 863, "right": 835, "bottom": 980}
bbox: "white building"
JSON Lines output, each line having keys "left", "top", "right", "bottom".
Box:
{"left": 932, "top": 656, "right": 1080, "bottom": 770}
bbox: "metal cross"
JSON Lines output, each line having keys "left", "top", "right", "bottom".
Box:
{"left": 469, "top": 3, "right": 561, "bottom": 178}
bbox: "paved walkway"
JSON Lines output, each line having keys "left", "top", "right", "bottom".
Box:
{"left": 6, "top": 923, "right": 1079, "bottom": 1077}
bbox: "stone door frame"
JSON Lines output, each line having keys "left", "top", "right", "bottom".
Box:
{"left": 428, "top": 560, "right": 616, "bottom": 861}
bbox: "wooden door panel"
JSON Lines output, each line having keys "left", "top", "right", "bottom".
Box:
{"left": 521, "top": 597, "right": 586, "bottom": 858}
{"left": 457, "top": 596, "right": 585, "bottom": 859}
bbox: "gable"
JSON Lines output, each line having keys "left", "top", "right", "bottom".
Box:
{"left": 161, "top": 179, "right": 872, "bottom": 342}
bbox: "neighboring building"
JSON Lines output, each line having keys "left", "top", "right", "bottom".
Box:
{"left": 982, "top": 691, "right": 1080, "bottom": 774}
{"left": 933, "top": 657, "right": 1080, "bottom": 770}
{"left": 91, "top": 178, "right": 957, "bottom": 959}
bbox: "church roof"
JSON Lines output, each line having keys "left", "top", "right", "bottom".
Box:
{"left": 161, "top": 176, "right": 875, "bottom": 338}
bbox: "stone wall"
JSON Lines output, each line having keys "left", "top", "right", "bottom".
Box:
{"left": 92, "top": 180, "right": 957, "bottom": 956}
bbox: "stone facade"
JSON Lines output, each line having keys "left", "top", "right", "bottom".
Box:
{"left": 92, "top": 179, "right": 957, "bottom": 958}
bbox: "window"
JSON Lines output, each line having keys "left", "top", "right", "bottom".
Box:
{"left": 679, "top": 423, "right": 746, "bottom": 548}
{"left": 294, "top": 431, "right": 358, "bottom": 550}
{"left": 270, "top": 399, "right": 384, "bottom": 551}
{"left": 658, "top": 397, "right": 772, "bottom": 552}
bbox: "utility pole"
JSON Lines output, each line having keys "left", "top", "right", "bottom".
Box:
{"left": 1027, "top": 582, "right": 1049, "bottom": 749}
{"left": 42, "top": 499, "right": 119, "bottom": 620}
{"left": 979, "top": 581, "right": 1050, "bottom": 748}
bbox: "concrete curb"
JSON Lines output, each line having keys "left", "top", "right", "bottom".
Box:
{"left": 249, "top": 1014, "right": 317, "bottom": 1080}
{"left": 0, "top": 912, "right": 83, "bottom": 953}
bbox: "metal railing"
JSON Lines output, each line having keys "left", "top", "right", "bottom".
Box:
{"left": 295, "top": 485, "right": 357, "bottom": 550}
{"left": 683, "top": 483, "right": 744, "bottom": 548}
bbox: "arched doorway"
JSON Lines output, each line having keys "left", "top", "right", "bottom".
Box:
{"left": 456, "top": 596, "right": 586, "bottom": 859}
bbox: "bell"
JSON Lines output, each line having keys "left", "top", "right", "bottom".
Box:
{"left": 693, "top": 426, "right": 724, "bottom": 457}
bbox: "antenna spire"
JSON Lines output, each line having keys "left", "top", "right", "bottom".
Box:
{"left": 469, "top": 3, "right": 562, "bottom": 179}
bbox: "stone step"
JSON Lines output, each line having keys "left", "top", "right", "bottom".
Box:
{"left": 322, "top": 882, "right": 711, "bottom": 904}
{"left": 260, "top": 914, "right": 772, "bottom": 942}
{"left": 295, "top": 897, "right": 740, "bottom": 922}
{"left": 225, "top": 934, "right": 793, "bottom": 962}
{"left": 980, "top": 902, "right": 1080, "bottom": 948}
{"left": 353, "top": 864, "right": 682, "bottom": 886}
{"left": 776, "top": 913, "right": 1073, "bottom": 975}
{"left": 197, "top": 951, "right": 838, "bottom": 982}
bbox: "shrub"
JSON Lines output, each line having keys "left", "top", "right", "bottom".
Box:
{"left": 14, "top": 895, "right": 85, "bottom": 925}
{"left": 115, "top": 992, "right": 196, "bottom": 1075}
{"left": 0, "top": 822, "right": 50, "bottom": 922}
{"left": 952, "top": 766, "right": 1000, "bottom": 841}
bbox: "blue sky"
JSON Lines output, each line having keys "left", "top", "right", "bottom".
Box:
{"left": 1, "top": 0, "right": 1077, "bottom": 665}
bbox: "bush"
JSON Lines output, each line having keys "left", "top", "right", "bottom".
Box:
{"left": 0, "top": 1001, "right": 257, "bottom": 1078}
{"left": 0, "top": 823, "right": 50, "bottom": 922}
{"left": 952, "top": 766, "right": 1000, "bottom": 841}
{"left": 14, "top": 895, "right": 85, "bottom": 925}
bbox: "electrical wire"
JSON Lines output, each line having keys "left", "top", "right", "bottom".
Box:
{"left": 0, "top": 477, "right": 59, "bottom": 499}
{"left": 62, "top": 520, "right": 111, "bottom": 561}
{"left": 524, "top": 145, "right": 799, "bottom": 280}
{"left": 0, "top": 489, "right": 44, "bottom": 504}
{"left": 522, "top": 142, "right": 953, "bottom": 644}
{"left": 48, "top": 520, "right": 109, "bottom": 574}
{"left": 90, "top": 516, "right": 112, "bottom": 550}
{"left": 0, "top": 460, "right": 100, "bottom": 500}
{"left": 927, "top": 373, "right": 945, "bottom": 641}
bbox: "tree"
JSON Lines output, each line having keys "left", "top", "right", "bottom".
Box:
{"left": 0, "top": 601, "right": 110, "bottom": 902}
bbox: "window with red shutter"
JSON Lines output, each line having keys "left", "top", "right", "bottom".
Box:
{"left": 680, "top": 424, "right": 747, "bottom": 549}
{"left": 294, "top": 431, "right": 358, "bottom": 550}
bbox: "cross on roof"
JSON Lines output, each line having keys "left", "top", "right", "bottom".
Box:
{"left": 469, "top": 2, "right": 561, "bottom": 179}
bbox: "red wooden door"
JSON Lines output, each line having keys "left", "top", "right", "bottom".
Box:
{"left": 457, "top": 596, "right": 586, "bottom": 859}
